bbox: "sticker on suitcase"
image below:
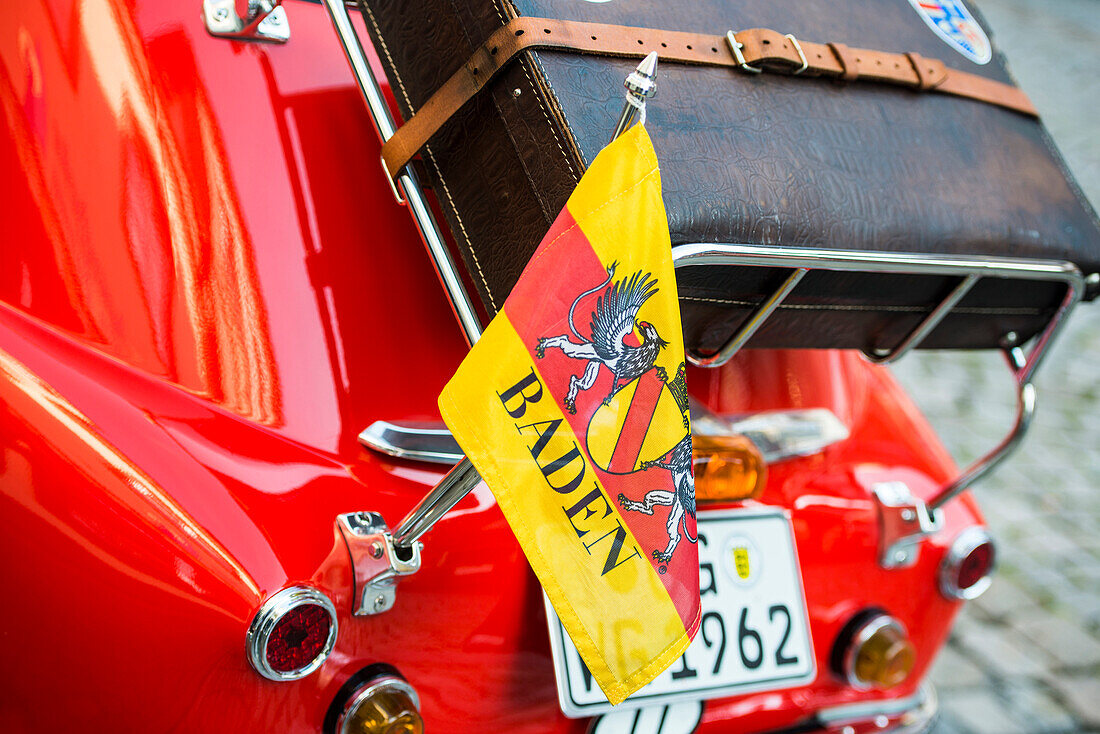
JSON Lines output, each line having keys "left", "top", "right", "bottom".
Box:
{"left": 908, "top": 0, "right": 992, "bottom": 64}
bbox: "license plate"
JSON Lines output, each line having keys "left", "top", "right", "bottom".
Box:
{"left": 545, "top": 507, "right": 816, "bottom": 717}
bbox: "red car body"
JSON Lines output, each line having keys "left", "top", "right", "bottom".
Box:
{"left": 0, "top": 1, "right": 981, "bottom": 730}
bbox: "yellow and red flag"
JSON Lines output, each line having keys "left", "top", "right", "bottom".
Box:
{"left": 439, "top": 125, "right": 699, "bottom": 704}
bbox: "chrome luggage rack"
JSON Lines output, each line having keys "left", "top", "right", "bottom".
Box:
{"left": 673, "top": 243, "right": 1084, "bottom": 511}
{"left": 319, "top": 0, "right": 1084, "bottom": 606}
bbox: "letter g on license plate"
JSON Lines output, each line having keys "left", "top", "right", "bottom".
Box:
{"left": 545, "top": 508, "right": 816, "bottom": 718}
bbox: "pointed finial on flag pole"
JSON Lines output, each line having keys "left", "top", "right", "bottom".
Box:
{"left": 612, "top": 51, "right": 658, "bottom": 142}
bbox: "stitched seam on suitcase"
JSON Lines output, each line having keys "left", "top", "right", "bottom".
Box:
{"left": 423, "top": 151, "right": 497, "bottom": 310}
{"left": 360, "top": 1, "right": 498, "bottom": 310}
{"left": 680, "top": 296, "right": 1044, "bottom": 315}
{"left": 486, "top": 0, "right": 584, "bottom": 308}
{"left": 520, "top": 60, "right": 581, "bottom": 182}
{"left": 487, "top": 0, "right": 562, "bottom": 305}
{"left": 488, "top": 62, "right": 577, "bottom": 222}
{"left": 497, "top": 0, "right": 585, "bottom": 183}
{"left": 359, "top": 4, "right": 414, "bottom": 112}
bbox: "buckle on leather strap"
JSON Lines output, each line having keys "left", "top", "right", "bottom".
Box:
{"left": 726, "top": 31, "right": 762, "bottom": 74}
{"left": 785, "top": 34, "right": 808, "bottom": 74}
{"left": 381, "top": 154, "right": 406, "bottom": 206}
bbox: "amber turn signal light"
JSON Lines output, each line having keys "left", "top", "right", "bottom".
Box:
{"left": 692, "top": 433, "right": 767, "bottom": 502}
{"left": 840, "top": 614, "right": 916, "bottom": 690}
{"left": 337, "top": 676, "right": 423, "bottom": 734}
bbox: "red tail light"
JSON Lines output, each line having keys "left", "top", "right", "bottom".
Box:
{"left": 247, "top": 586, "right": 338, "bottom": 681}
{"left": 939, "top": 527, "right": 995, "bottom": 600}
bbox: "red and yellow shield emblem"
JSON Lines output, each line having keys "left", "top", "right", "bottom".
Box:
{"left": 587, "top": 368, "right": 689, "bottom": 475}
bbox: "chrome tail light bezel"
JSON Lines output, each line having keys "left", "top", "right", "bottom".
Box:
{"left": 246, "top": 585, "right": 338, "bottom": 681}
{"left": 841, "top": 613, "right": 909, "bottom": 690}
{"left": 336, "top": 676, "right": 420, "bottom": 734}
{"left": 939, "top": 526, "right": 996, "bottom": 601}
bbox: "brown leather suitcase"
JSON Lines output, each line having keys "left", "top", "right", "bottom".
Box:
{"left": 358, "top": 0, "right": 1100, "bottom": 358}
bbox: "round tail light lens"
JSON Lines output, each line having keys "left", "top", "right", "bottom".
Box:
{"left": 939, "top": 527, "right": 995, "bottom": 600}
{"left": 839, "top": 613, "right": 916, "bottom": 690}
{"left": 247, "top": 586, "right": 338, "bottom": 681}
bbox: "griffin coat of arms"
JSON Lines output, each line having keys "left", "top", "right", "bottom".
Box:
{"left": 536, "top": 264, "right": 696, "bottom": 564}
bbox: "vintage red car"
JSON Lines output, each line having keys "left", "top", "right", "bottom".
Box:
{"left": 2, "top": 0, "right": 1084, "bottom": 732}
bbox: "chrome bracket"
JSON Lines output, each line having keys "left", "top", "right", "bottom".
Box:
{"left": 336, "top": 512, "right": 421, "bottom": 616}
{"left": 873, "top": 481, "right": 943, "bottom": 569}
{"left": 203, "top": 0, "right": 290, "bottom": 43}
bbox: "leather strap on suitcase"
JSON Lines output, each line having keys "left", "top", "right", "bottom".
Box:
{"left": 381, "top": 17, "right": 1037, "bottom": 180}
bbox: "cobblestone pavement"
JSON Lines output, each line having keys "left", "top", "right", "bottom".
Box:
{"left": 889, "top": 2, "right": 1100, "bottom": 732}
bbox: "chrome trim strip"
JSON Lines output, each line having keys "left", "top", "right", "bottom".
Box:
{"left": 939, "top": 526, "right": 995, "bottom": 600}
{"left": 246, "top": 586, "right": 338, "bottom": 681}
{"left": 817, "top": 682, "right": 935, "bottom": 728}
{"left": 361, "top": 408, "right": 851, "bottom": 467}
{"left": 359, "top": 422, "right": 462, "bottom": 465}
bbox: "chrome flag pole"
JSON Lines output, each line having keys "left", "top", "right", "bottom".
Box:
{"left": 612, "top": 52, "right": 658, "bottom": 142}
{"left": 391, "top": 52, "right": 660, "bottom": 550}
{"left": 391, "top": 53, "right": 661, "bottom": 551}
{"left": 321, "top": 3, "right": 661, "bottom": 612}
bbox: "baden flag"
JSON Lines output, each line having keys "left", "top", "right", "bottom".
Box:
{"left": 439, "top": 125, "right": 700, "bottom": 704}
